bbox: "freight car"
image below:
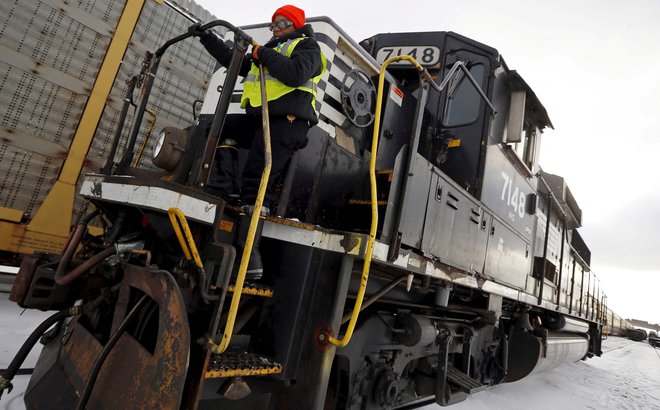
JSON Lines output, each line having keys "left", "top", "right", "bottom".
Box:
{"left": 2, "top": 16, "right": 608, "bottom": 409}
{"left": 603, "top": 306, "right": 633, "bottom": 337}
{"left": 0, "top": 0, "right": 217, "bottom": 259}
{"left": 627, "top": 328, "right": 648, "bottom": 342}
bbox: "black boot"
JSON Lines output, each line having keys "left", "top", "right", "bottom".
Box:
{"left": 234, "top": 212, "right": 265, "bottom": 281}
{"left": 203, "top": 140, "right": 240, "bottom": 202}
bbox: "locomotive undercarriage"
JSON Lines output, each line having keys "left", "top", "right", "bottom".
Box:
{"left": 7, "top": 178, "right": 593, "bottom": 409}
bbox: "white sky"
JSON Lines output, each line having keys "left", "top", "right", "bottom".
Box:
{"left": 194, "top": 0, "right": 660, "bottom": 324}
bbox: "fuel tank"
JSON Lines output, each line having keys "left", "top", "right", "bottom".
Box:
{"left": 505, "top": 326, "right": 588, "bottom": 382}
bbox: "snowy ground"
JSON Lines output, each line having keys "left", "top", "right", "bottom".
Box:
{"left": 422, "top": 337, "right": 660, "bottom": 410}
{"left": 1, "top": 292, "right": 659, "bottom": 410}
{"left": 0, "top": 293, "right": 51, "bottom": 410}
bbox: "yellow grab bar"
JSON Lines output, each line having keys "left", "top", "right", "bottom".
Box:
{"left": 168, "top": 207, "right": 203, "bottom": 269}
{"left": 208, "top": 62, "right": 272, "bottom": 355}
{"left": 327, "top": 55, "right": 427, "bottom": 347}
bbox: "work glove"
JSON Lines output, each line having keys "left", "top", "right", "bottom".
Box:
{"left": 251, "top": 45, "right": 262, "bottom": 61}
{"left": 187, "top": 22, "right": 206, "bottom": 37}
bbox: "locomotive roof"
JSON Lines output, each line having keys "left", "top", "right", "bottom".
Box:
{"left": 507, "top": 67, "right": 554, "bottom": 130}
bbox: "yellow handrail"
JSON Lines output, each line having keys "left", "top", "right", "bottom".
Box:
{"left": 208, "top": 61, "right": 272, "bottom": 355}
{"left": 327, "top": 55, "right": 427, "bottom": 347}
{"left": 168, "top": 207, "right": 203, "bottom": 269}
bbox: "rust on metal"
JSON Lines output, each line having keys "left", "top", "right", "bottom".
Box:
{"left": 8, "top": 256, "right": 39, "bottom": 305}
{"left": 59, "top": 265, "right": 190, "bottom": 409}
{"left": 265, "top": 215, "right": 316, "bottom": 231}
{"left": 227, "top": 283, "right": 273, "bottom": 297}
{"left": 313, "top": 325, "right": 334, "bottom": 352}
{"left": 205, "top": 352, "right": 283, "bottom": 379}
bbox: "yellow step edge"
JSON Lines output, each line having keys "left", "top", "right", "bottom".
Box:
{"left": 348, "top": 199, "right": 387, "bottom": 206}
{"left": 227, "top": 284, "right": 274, "bottom": 298}
{"left": 205, "top": 365, "right": 283, "bottom": 379}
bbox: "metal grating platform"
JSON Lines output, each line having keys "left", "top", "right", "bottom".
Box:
{"left": 227, "top": 283, "right": 274, "bottom": 297}
{"left": 206, "top": 352, "right": 283, "bottom": 378}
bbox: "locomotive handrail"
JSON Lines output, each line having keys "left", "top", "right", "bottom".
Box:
{"left": 132, "top": 109, "right": 157, "bottom": 167}
{"left": 116, "top": 19, "right": 256, "bottom": 175}
{"left": 101, "top": 76, "right": 137, "bottom": 174}
{"left": 438, "top": 61, "right": 497, "bottom": 114}
{"left": 208, "top": 64, "right": 272, "bottom": 355}
{"left": 154, "top": 20, "right": 253, "bottom": 58}
{"left": 398, "top": 59, "right": 496, "bottom": 114}
{"left": 168, "top": 208, "right": 218, "bottom": 303}
{"left": 168, "top": 208, "right": 202, "bottom": 266}
{"left": 187, "top": 22, "right": 259, "bottom": 186}
{"left": 326, "top": 55, "right": 428, "bottom": 348}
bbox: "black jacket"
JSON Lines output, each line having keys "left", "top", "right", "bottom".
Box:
{"left": 200, "top": 25, "right": 323, "bottom": 123}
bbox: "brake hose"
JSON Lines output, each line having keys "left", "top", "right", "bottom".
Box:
{"left": 76, "top": 294, "right": 148, "bottom": 410}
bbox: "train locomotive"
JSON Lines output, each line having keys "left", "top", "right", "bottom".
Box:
{"left": 1, "top": 16, "right": 606, "bottom": 409}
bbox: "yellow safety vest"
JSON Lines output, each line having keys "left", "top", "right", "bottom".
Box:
{"left": 241, "top": 36, "right": 327, "bottom": 113}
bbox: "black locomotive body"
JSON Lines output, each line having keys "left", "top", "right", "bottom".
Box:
{"left": 3, "top": 17, "right": 605, "bottom": 410}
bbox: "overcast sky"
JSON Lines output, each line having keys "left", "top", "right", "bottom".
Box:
{"left": 193, "top": 0, "right": 660, "bottom": 324}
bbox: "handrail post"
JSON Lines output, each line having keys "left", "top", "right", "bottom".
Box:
{"left": 210, "top": 61, "right": 270, "bottom": 355}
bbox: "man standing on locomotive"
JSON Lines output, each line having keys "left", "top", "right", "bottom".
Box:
{"left": 190, "top": 5, "right": 326, "bottom": 279}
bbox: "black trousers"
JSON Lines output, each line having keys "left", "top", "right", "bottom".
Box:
{"left": 209, "top": 114, "right": 309, "bottom": 208}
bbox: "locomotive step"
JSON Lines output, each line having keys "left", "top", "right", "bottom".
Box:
{"left": 227, "top": 283, "right": 274, "bottom": 297}
{"left": 206, "top": 352, "right": 283, "bottom": 378}
{"left": 348, "top": 199, "right": 388, "bottom": 206}
{"left": 446, "top": 366, "right": 487, "bottom": 394}
{"left": 376, "top": 169, "right": 394, "bottom": 180}
{"left": 345, "top": 169, "right": 393, "bottom": 206}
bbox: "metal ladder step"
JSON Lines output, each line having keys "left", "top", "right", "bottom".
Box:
{"left": 347, "top": 199, "right": 387, "bottom": 206}
{"left": 446, "top": 366, "right": 487, "bottom": 394}
{"left": 227, "top": 283, "right": 273, "bottom": 297}
{"left": 347, "top": 169, "right": 393, "bottom": 206}
{"left": 206, "top": 352, "right": 283, "bottom": 378}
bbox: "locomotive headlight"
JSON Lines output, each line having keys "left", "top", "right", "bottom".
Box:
{"left": 153, "top": 131, "right": 166, "bottom": 158}
{"left": 152, "top": 127, "right": 189, "bottom": 171}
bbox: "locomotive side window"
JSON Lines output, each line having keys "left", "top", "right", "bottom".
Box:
{"left": 511, "top": 121, "right": 538, "bottom": 171}
{"left": 505, "top": 90, "right": 542, "bottom": 173}
{"left": 442, "top": 63, "right": 486, "bottom": 127}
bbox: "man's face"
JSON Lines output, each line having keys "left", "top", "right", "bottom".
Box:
{"left": 271, "top": 15, "right": 296, "bottom": 37}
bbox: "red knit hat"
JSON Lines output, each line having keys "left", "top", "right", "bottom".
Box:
{"left": 272, "top": 5, "right": 305, "bottom": 29}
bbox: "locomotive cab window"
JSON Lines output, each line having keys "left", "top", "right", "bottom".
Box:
{"left": 442, "top": 63, "right": 486, "bottom": 127}
{"left": 511, "top": 121, "right": 538, "bottom": 171}
{"left": 505, "top": 90, "right": 540, "bottom": 173}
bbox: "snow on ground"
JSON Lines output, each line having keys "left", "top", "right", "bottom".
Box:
{"left": 0, "top": 293, "right": 50, "bottom": 410}
{"left": 422, "top": 336, "right": 660, "bottom": 410}
{"left": 1, "top": 290, "right": 659, "bottom": 410}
